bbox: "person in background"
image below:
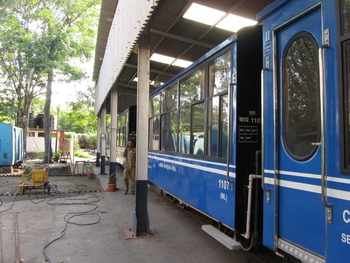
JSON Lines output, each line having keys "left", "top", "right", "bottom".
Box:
{"left": 123, "top": 140, "right": 136, "bottom": 195}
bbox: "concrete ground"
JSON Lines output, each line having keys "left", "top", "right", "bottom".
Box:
{"left": 0, "top": 165, "right": 282, "bottom": 263}
{"left": 0, "top": 160, "right": 102, "bottom": 197}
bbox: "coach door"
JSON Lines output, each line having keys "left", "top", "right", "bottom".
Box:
{"left": 275, "top": 7, "right": 325, "bottom": 258}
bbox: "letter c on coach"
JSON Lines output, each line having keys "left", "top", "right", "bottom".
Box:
{"left": 343, "top": 210, "right": 350, "bottom": 223}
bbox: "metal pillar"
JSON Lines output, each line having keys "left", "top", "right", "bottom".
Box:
{"left": 96, "top": 115, "right": 101, "bottom": 167}
{"left": 100, "top": 105, "right": 107, "bottom": 175}
{"left": 133, "top": 25, "right": 150, "bottom": 236}
{"left": 110, "top": 90, "right": 118, "bottom": 176}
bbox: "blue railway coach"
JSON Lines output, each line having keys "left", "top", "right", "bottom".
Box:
{"left": 145, "top": 0, "right": 350, "bottom": 262}
{"left": 258, "top": 0, "right": 350, "bottom": 262}
{"left": 148, "top": 24, "right": 263, "bottom": 249}
{"left": 0, "top": 123, "right": 23, "bottom": 167}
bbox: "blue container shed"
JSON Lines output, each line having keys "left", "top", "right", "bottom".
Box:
{"left": 0, "top": 123, "right": 24, "bottom": 166}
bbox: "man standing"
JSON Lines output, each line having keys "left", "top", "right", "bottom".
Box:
{"left": 123, "top": 140, "right": 136, "bottom": 195}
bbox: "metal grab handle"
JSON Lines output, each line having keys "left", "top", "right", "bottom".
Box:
{"left": 226, "top": 78, "right": 234, "bottom": 184}
{"left": 318, "top": 44, "right": 332, "bottom": 214}
{"left": 260, "top": 68, "right": 271, "bottom": 201}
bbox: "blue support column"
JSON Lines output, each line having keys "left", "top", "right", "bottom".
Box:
{"left": 96, "top": 152, "right": 101, "bottom": 167}
{"left": 100, "top": 105, "right": 107, "bottom": 175}
{"left": 109, "top": 89, "right": 118, "bottom": 177}
{"left": 101, "top": 155, "right": 106, "bottom": 175}
{"left": 96, "top": 115, "right": 101, "bottom": 167}
{"left": 134, "top": 180, "right": 149, "bottom": 235}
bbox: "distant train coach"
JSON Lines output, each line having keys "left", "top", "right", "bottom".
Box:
{"left": 0, "top": 123, "right": 24, "bottom": 170}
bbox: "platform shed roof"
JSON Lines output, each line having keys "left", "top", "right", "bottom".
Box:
{"left": 93, "top": 0, "right": 274, "bottom": 114}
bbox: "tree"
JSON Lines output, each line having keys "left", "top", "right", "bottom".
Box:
{"left": 0, "top": 0, "right": 101, "bottom": 162}
{"left": 59, "top": 85, "right": 97, "bottom": 134}
{"left": 0, "top": 1, "right": 48, "bottom": 151}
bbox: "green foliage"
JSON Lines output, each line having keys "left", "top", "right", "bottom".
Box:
{"left": 86, "top": 133, "right": 97, "bottom": 149}
{"left": 0, "top": 0, "right": 101, "bottom": 145}
{"left": 31, "top": 98, "right": 46, "bottom": 115}
{"left": 109, "top": 172, "right": 116, "bottom": 184}
{"left": 64, "top": 132, "right": 73, "bottom": 139}
{"left": 53, "top": 149, "right": 62, "bottom": 158}
{"left": 74, "top": 150, "right": 93, "bottom": 158}
{"left": 58, "top": 85, "right": 97, "bottom": 133}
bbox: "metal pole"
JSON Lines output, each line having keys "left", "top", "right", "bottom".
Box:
{"left": 133, "top": 25, "right": 150, "bottom": 236}
{"left": 101, "top": 105, "right": 107, "bottom": 175}
{"left": 110, "top": 90, "right": 118, "bottom": 176}
{"left": 96, "top": 115, "right": 101, "bottom": 167}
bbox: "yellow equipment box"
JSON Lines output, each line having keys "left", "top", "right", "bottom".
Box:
{"left": 19, "top": 164, "right": 49, "bottom": 195}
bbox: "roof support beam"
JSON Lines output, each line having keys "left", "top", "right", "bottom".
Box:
{"left": 116, "top": 83, "right": 137, "bottom": 90}
{"left": 124, "top": 63, "right": 175, "bottom": 77}
{"left": 150, "top": 29, "right": 215, "bottom": 49}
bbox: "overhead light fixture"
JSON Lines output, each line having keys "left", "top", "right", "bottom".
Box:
{"left": 216, "top": 14, "right": 257, "bottom": 32}
{"left": 183, "top": 3, "right": 257, "bottom": 32}
{"left": 151, "top": 53, "right": 192, "bottom": 68}
{"left": 183, "top": 3, "right": 224, "bottom": 26}
{"left": 153, "top": 79, "right": 161, "bottom": 88}
{"left": 150, "top": 53, "right": 174, "bottom": 64}
{"left": 172, "top": 58, "right": 192, "bottom": 68}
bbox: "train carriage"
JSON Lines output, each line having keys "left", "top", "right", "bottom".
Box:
{"left": 148, "top": 25, "right": 263, "bottom": 245}
{"left": 107, "top": 0, "right": 350, "bottom": 262}
{"left": 258, "top": 0, "right": 350, "bottom": 262}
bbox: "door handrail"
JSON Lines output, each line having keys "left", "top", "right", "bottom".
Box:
{"left": 260, "top": 68, "right": 271, "bottom": 196}
{"left": 318, "top": 43, "right": 332, "bottom": 222}
{"left": 226, "top": 76, "right": 234, "bottom": 184}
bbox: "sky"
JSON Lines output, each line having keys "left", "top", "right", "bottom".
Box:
{"left": 51, "top": 59, "right": 94, "bottom": 109}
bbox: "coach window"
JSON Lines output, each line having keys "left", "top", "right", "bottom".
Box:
{"left": 221, "top": 94, "right": 229, "bottom": 157}
{"left": 179, "top": 68, "right": 205, "bottom": 155}
{"left": 125, "top": 112, "right": 129, "bottom": 140}
{"left": 150, "top": 95, "right": 161, "bottom": 116}
{"left": 163, "top": 84, "right": 177, "bottom": 112}
{"left": 341, "top": 0, "right": 350, "bottom": 35}
{"left": 179, "top": 107, "right": 191, "bottom": 154}
{"left": 121, "top": 116, "right": 126, "bottom": 147}
{"left": 161, "top": 111, "right": 178, "bottom": 152}
{"left": 193, "top": 103, "right": 205, "bottom": 155}
{"left": 208, "top": 96, "right": 220, "bottom": 156}
{"left": 283, "top": 33, "right": 320, "bottom": 161}
{"left": 179, "top": 104, "right": 205, "bottom": 155}
{"left": 121, "top": 115, "right": 126, "bottom": 147}
{"left": 161, "top": 85, "right": 178, "bottom": 152}
{"left": 208, "top": 51, "right": 231, "bottom": 157}
{"left": 340, "top": 0, "right": 350, "bottom": 169}
{"left": 208, "top": 51, "right": 231, "bottom": 96}
{"left": 180, "top": 68, "right": 205, "bottom": 106}
{"left": 149, "top": 95, "right": 161, "bottom": 150}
